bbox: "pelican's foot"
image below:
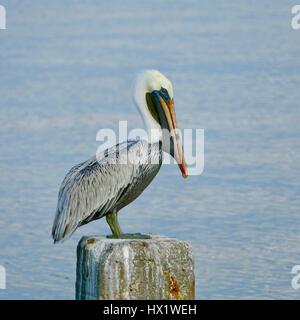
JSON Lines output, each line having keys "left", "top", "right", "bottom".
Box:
{"left": 106, "top": 233, "right": 151, "bottom": 240}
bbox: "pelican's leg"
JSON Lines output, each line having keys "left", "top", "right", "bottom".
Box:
{"left": 106, "top": 210, "right": 122, "bottom": 238}
{"left": 106, "top": 210, "right": 151, "bottom": 239}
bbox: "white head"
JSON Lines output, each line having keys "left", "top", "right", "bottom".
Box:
{"left": 134, "top": 69, "right": 188, "bottom": 178}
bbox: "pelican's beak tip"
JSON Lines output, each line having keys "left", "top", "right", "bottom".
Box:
{"left": 179, "top": 164, "right": 188, "bottom": 179}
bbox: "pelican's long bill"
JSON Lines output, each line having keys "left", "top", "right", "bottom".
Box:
{"left": 147, "top": 88, "right": 188, "bottom": 178}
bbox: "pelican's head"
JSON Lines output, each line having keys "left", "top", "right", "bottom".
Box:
{"left": 134, "top": 70, "right": 188, "bottom": 178}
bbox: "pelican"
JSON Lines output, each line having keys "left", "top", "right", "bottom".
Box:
{"left": 52, "top": 70, "right": 188, "bottom": 243}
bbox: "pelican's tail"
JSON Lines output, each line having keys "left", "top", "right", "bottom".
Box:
{"left": 51, "top": 207, "right": 77, "bottom": 243}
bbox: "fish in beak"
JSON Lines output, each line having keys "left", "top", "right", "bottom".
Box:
{"left": 147, "top": 89, "right": 188, "bottom": 178}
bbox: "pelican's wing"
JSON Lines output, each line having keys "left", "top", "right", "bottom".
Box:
{"left": 52, "top": 140, "right": 149, "bottom": 243}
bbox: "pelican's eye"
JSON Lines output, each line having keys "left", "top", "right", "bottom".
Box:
{"left": 161, "top": 87, "right": 168, "bottom": 95}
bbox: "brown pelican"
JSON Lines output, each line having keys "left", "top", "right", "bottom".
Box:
{"left": 52, "top": 70, "right": 188, "bottom": 243}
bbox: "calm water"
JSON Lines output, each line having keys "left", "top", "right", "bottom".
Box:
{"left": 0, "top": 1, "right": 300, "bottom": 299}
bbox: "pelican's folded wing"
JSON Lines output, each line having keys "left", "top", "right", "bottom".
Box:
{"left": 51, "top": 140, "right": 149, "bottom": 242}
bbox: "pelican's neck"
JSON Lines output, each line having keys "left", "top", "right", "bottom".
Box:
{"left": 134, "top": 75, "right": 162, "bottom": 144}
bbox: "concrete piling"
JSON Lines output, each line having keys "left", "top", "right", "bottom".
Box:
{"left": 76, "top": 235, "right": 195, "bottom": 300}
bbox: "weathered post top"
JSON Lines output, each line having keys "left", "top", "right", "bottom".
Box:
{"left": 76, "top": 234, "right": 195, "bottom": 300}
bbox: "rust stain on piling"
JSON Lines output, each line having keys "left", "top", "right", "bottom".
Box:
{"left": 169, "top": 274, "right": 180, "bottom": 300}
{"left": 86, "top": 238, "right": 95, "bottom": 245}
